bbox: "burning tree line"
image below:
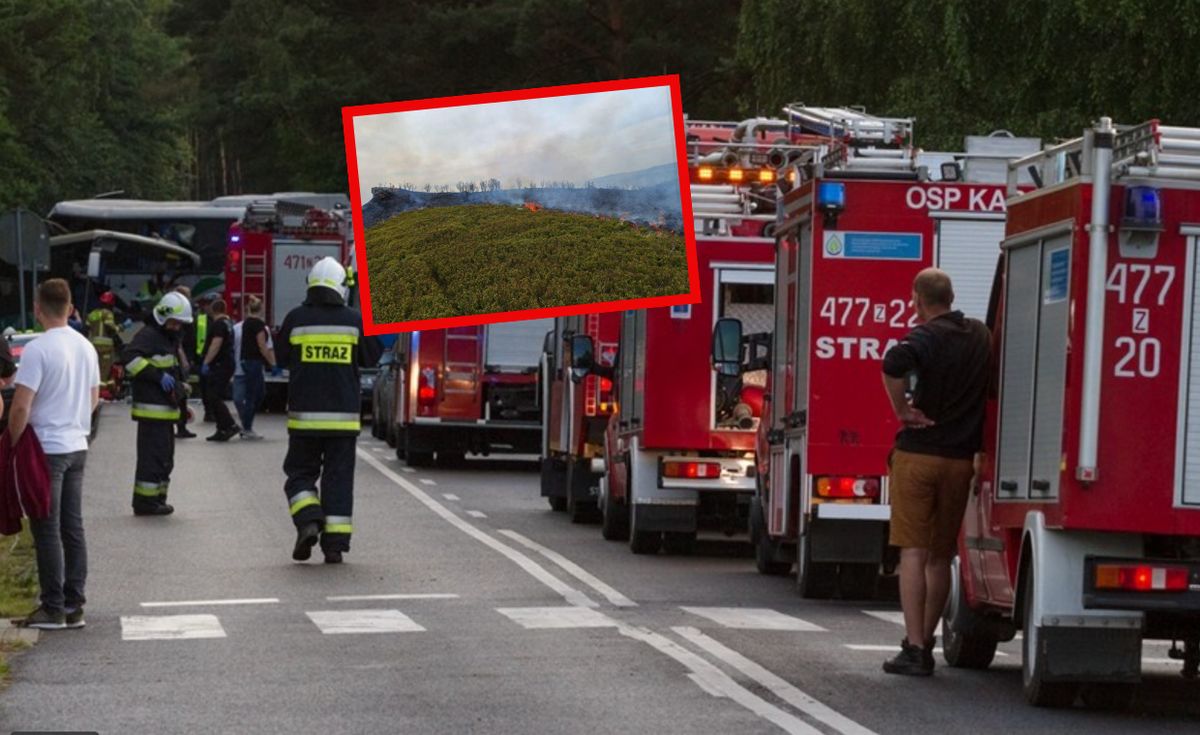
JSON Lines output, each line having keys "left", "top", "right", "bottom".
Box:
{"left": 375, "top": 179, "right": 640, "bottom": 194}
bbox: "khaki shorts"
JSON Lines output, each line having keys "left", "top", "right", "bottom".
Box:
{"left": 888, "top": 449, "right": 975, "bottom": 556}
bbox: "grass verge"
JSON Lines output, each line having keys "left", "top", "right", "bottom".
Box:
{"left": 0, "top": 526, "right": 38, "bottom": 683}
{"left": 365, "top": 204, "right": 690, "bottom": 323}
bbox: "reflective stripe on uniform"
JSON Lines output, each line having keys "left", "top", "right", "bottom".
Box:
{"left": 287, "top": 411, "right": 361, "bottom": 431}
{"left": 149, "top": 353, "right": 177, "bottom": 368}
{"left": 134, "top": 481, "right": 164, "bottom": 497}
{"left": 289, "top": 490, "right": 320, "bottom": 516}
{"left": 131, "top": 403, "right": 181, "bottom": 421}
{"left": 90, "top": 336, "right": 114, "bottom": 346}
{"left": 289, "top": 325, "right": 360, "bottom": 345}
{"left": 127, "top": 357, "right": 150, "bottom": 375}
{"left": 196, "top": 314, "right": 207, "bottom": 353}
{"left": 324, "top": 515, "right": 352, "bottom": 534}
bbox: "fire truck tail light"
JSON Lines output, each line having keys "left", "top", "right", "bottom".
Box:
{"left": 663, "top": 461, "right": 722, "bottom": 479}
{"left": 1093, "top": 563, "right": 1190, "bottom": 592}
{"left": 815, "top": 476, "right": 880, "bottom": 499}
{"left": 418, "top": 366, "right": 437, "bottom": 406}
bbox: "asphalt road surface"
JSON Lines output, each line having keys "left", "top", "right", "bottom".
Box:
{"left": 1, "top": 406, "right": 1197, "bottom": 734}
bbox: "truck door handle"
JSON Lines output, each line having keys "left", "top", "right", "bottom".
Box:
{"left": 999, "top": 480, "right": 1018, "bottom": 492}
{"left": 1031, "top": 479, "right": 1050, "bottom": 492}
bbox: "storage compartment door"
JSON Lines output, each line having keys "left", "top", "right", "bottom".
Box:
{"left": 997, "top": 242, "right": 1040, "bottom": 499}
{"left": 1178, "top": 235, "right": 1200, "bottom": 506}
{"left": 485, "top": 318, "right": 554, "bottom": 371}
{"left": 935, "top": 215, "right": 1006, "bottom": 322}
{"left": 1028, "top": 237, "right": 1071, "bottom": 499}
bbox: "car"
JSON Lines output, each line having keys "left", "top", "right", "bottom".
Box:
{"left": 1, "top": 331, "right": 101, "bottom": 442}
{"left": 370, "top": 348, "right": 400, "bottom": 445}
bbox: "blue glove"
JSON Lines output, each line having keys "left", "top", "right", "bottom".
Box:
{"left": 271, "top": 364, "right": 283, "bottom": 377}
{"left": 121, "top": 319, "right": 133, "bottom": 330}
{"left": 200, "top": 363, "right": 210, "bottom": 377}
{"left": 160, "top": 373, "right": 176, "bottom": 393}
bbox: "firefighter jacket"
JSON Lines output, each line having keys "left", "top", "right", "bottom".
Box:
{"left": 123, "top": 320, "right": 184, "bottom": 422}
{"left": 276, "top": 287, "right": 373, "bottom": 436}
{"left": 87, "top": 308, "right": 119, "bottom": 345}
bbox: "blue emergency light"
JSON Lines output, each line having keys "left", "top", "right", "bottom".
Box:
{"left": 817, "top": 181, "right": 846, "bottom": 228}
{"left": 1122, "top": 185, "right": 1163, "bottom": 231}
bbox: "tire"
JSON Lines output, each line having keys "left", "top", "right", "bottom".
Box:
{"left": 371, "top": 414, "right": 383, "bottom": 439}
{"left": 796, "top": 532, "right": 837, "bottom": 599}
{"left": 600, "top": 478, "right": 629, "bottom": 541}
{"left": 628, "top": 504, "right": 661, "bottom": 555}
{"left": 751, "top": 497, "right": 791, "bottom": 576}
{"left": 1079, "top": 683, "right": 1135, "bottom": 711}
{"left": 394, "top": 429, "right": 407, "bottom": 459}
{"left": 385, "top": 423, "right": 398, "bottom": 448}
{"left": 943, "top": 558, "right": 999, "bottom": 670}
{"left": 1022, "top": 568, "right": 1079, "bottom": 707}
{"left": 837, "top": 563, "right": 879, "bottom": 600}
{"left": 662, "top": 532, "right": 696, "bottom": 555}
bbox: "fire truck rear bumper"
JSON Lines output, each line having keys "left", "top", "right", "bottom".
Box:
{"left": 406, "top": 420, "right": 541, "bottom": 455}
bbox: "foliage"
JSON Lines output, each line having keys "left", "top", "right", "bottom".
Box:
{"left": 0, "top": 526, "right": 38, "bottom": 618}
{"left": 365, "top": 204, "right": 689, "bottom": 322}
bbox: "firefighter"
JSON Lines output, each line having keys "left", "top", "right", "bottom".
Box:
{"left": 86, "top": 291, "right": 121, "bottom": 392}
{"left": 276, "top": 257, "right": 374, "bottom": 564}
{"left": 123, "top": 291, "right": 192, "bottom": 516}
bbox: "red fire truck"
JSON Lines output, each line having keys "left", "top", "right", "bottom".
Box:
{"left": 713, "top": 106, "right": 1036, "bottom": 597}
{"left": 571, "top": 116, "right": 801, "bottom": 554}
{"left": 540, "top": 313, "right": 620, "bottom": 521}
{"left": 391, "top": 320, "right": 552, "bottom": 466}
{"left": 937, "top": 118, "right": 1200, "bottom": 707}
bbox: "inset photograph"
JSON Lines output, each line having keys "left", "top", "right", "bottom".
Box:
{"left": 343, "top": 77, "right": 696, "bottom": 333}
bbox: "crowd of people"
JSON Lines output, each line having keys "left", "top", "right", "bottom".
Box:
{"left": 4, "top": 257, "right": 375, "bottom": 631}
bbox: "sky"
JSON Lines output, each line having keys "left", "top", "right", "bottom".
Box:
{"left": 351, "top": 85, "right": 678, "bottom": 194}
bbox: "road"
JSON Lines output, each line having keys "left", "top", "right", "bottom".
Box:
{"left": 1, "top": 406, "right": 1197, "bottom": 734}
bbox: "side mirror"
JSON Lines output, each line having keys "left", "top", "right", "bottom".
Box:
{"left": 86, "top": 249, "right": 102, "bottom": 279}
{"left": 712, "top": 318, "right": 743, "bottom": 375}
{"left": 570, "top": 334, "right": 595, "bottom": 383}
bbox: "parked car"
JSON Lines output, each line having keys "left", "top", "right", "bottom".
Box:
{"left": 370, "top": 347, "right": 399, "bottom": 445}
{"left": 1, "top": 331, "right": 101, "bottom": 442}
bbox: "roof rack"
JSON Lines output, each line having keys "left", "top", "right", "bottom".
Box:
{"left": 1006, "top": 119, "right": 1200, "bottom": 195}
{"left": 782, "top": 105, "right": 914, "bottom": 147}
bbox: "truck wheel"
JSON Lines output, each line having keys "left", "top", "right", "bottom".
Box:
{"left": 662, "top": 532, "right": 696, "bottom": 555}
{"left": 797, "top": 532, "right": 836, "bottom": 599}
{"left": 600, "top": 481, "right": 629, "bottom": 541}
{"left": 394, "top": 429, "right": 407, "bottom": 459}
{"left": 385, "top": 424, "right": 398, "bottom": 448}
{"left": 1079, "top": 683, "right": 1135, "bottom": 711}
{"left": 751, "top": 497, "right": 791, "bottom": 576}
{"left": 628, "top": 505, "right": 661, "bottom": 555}
{"left": 1022, "top": 568, "right": 1079, "bottom": 707}
{"left": 942, "top": 558, "right": 998, "bottom": 669}
{"left": 837, "top": 564, "right": 878, "bottom": 600}
{"left": 371, "top": 416, "right": 383, "bottom": 439}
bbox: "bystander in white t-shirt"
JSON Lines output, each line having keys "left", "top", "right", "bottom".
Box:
{"left": 14, "top": 327, "right": 101, "bottom": 454}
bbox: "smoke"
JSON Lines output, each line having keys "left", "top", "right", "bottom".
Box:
{"left": 362, "top": 181, "right": 685, "bottom": 232}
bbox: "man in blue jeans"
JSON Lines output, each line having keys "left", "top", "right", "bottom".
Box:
{"left": 10, "top": 279, "right": 101, "bottom": 630}
{"left": 235, "top": 296, "right": 278, "bottom": 440}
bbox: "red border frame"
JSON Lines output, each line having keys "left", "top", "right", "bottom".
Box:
{"left": 341, "top": 75, "right": 699, "bottom": 336}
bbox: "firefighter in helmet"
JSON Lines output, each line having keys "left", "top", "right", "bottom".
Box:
{"left": 276, "top": 257, "right": 377, "bottom": 563}
{"left": 87, "top": 290, "right": 121, "bottom": 391}
{"left": 123, "top": 291, "right": 192, "bottom": 516}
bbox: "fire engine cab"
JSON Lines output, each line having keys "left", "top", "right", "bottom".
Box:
{"left": 391, "top": 320, "right": 552, "bottom": 466}
{"left": 940, "top": 118, "right": 1200, "bottom": 708}
{"left": 713, "top": 106, "right": 1036, "bottom": 597}
{"left": 571, "top": 116, "right": 805, "bottom": 554}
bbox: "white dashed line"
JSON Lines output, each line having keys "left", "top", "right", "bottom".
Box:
{"left": 140, "top": 598, "right": 280, "bottom": 608}
{"left": 675, "top": 627, "right": 877, "bottom": 735}
{"left": 307, "top": 609, "right": 425, "bottom": 634}
{"left": 400, "top": 466, "right": 416, "bottom": 473}
{"left": 466, "top": 510, "right": 487, "bottom": 518}
{"left": 681, "top": 607, "right": 824, "bottom": 631}
{"left": 499, "top": 530, "right": 636, "bottom": 608}
{"left": 325, "top": 593, "right": 459, "bottom": 602}
{"left": 441, "top": 493, "right": 459, "bottom": 501}
{"left": 844, "top": 644, "right": 1009, "bottom": 658}
{"left": 420, "top": 479, "right": 437, "bottom": 486}
{"left": 121, "top": 614, "right": 226, "bottom": 641}
{"left": 863, "top": 609, "right": 944, "bottom": 637}
{"left": 497, "top": 606, "right": 618, "bottom": 630}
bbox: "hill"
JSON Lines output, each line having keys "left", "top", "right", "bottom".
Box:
{"left": 587, "top": 163, "right": 679, "bottom": 189}
{"left": 364, "top": 204, "right": 689, "bottom": 323}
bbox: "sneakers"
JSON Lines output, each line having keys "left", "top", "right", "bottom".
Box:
{"left": 882, "top": 638, "right": 935, "bottom": 677}
{"left": 206, "top": 428, "right": 239, "bottom": 442}
{"left": 323, "top": 549, "right": 344, "bottom": 565}
{"left": 15, "top": 606, "right": 66, "bottom": 630}
{"left": 292, "top": 522, "right": 321, "bottom": 561}
{"left": 240, "top": 430, "right": 263, "bottom": 441}
{"left": 176, "top": 428, "right": 197, "bottom": 439}
{"left": 65, "top": 607, "right": 86, "bottom": 629}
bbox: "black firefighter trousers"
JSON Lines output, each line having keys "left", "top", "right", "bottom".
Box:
{"left": 283, "top": 435, "right": 356, "bottom": 553}
{"left": 134, "top": 421, "right": 175, "bottom": 510}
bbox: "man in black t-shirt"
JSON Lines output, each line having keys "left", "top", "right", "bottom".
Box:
{"left": 200, "top": 298, "right": 239, "bottom": 441}
{"left": 236, "top": 296, "right": 277, "bottom": 440}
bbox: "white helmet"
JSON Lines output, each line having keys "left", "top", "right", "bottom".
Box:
{"left": 308, "top": 256, "right": 348, "bottom": 300}
{"left": 153, "top": 291, "right": 194, "bottom": 325}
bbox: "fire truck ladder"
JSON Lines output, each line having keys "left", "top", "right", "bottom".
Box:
{"left": 583, "top": 314, "right": 600, "bottom": 415}
{"left": 781, "top": 104, "right": 917, "bottom": 177}
{"left": 1007, "top": 120, "right": 1200, "bottom": 194}
{"left": 443, "top": 330, "right": 481, "bottom": 396}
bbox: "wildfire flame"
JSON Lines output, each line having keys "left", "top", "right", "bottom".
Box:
{"left": 523, "top": 202, "right": 541, "bottom": 212}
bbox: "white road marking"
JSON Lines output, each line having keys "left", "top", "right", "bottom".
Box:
{"left": 371, "top": 447, "right": 385, "bottom": 453}
{"left": 121, "top": 614, "right": 226, "bottom": 641}
{"left": 400, "top": 466, "right": 416, "bottom": 473}
{"left": 441, "top": 493, "right": 459, "bottom": 501}
{"left": 140, "top": 598, "right": 280, "bottom": 608}
{"left": 681, "top": 607, "right": 824, "bottom": 631}
{"left": 466, "top": 510, "right": 487, "bottom": 518}
{"left": 675, "top": 627, "right": 877, "bottom": 735}
{"left": 420, "top": 479, "right": 437, "bottom": 486}
{"left": 497, "top": 606, "right": 618, "bottom": 629}
{"left": 862, "top": 609, "right": 943, "bottom": 637}
{"left": 619, "top": 624, "right": 823, "bottom": 735}
{"left": 325, "top": 593, "right": 459, "bottom": 602}
{"left": 844, "top": 644, "right": 1009, "bottom": 658}
{"left": 307, "top": 609, "right": 425, "bottom": 634}
{"left": 357, "top": 449, "right": 597, "bottom": 608}
{"left": 499, "top": 530, "right": 637, "bottom": 608}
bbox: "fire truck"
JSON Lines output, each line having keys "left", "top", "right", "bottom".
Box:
{"left": 936, "top": 118, "right": 1200, "bottom": 708}
{"left": 569, "top": 116, "right": 804, "bottom": 554}
{"left": 712, "top": 106, "right": 1037, "bottom": 597}
{"left": 391, "top": 320, "right": 552, "bottom": 466}
{"left": 540, "top": 313, "right": 620, "bottom": 521}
